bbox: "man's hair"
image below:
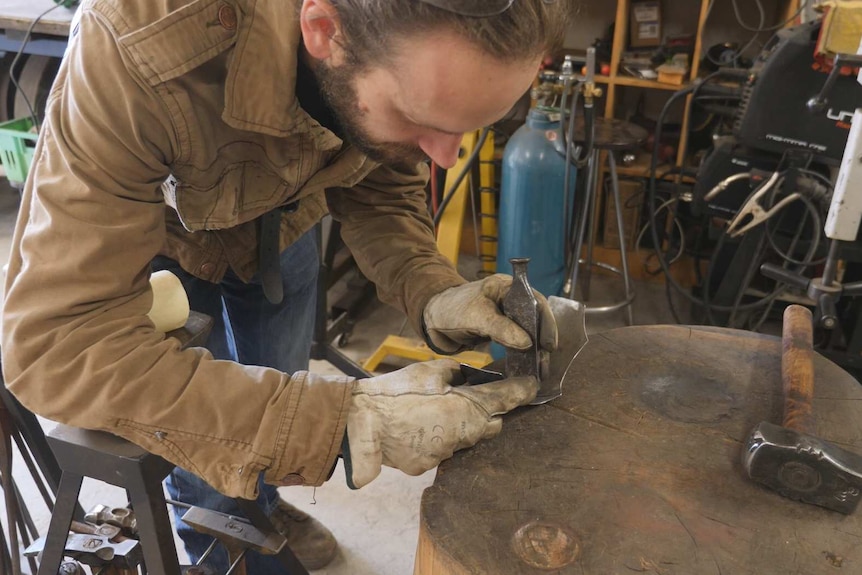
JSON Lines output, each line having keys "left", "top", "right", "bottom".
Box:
{"left": 332, "top": 0, "right": 573, "bottom": 68}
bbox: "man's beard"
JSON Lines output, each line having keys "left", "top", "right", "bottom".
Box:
{"left": 312, "top": 59, "right": 429, "bottom": 171}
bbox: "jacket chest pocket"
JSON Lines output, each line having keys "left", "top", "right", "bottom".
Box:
{"left": 165, "top": 132, "right": 337, "bottom": 232}
{"left": 165, "top": 161, "right": 297, "bottom": 232}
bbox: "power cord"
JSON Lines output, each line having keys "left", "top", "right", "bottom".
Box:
{"left": 704, "top": 0, "right": 809, "bottom": 67}
{"left": 732, "top": 0, "right": 810, "bottom": 33}
{"left": 8, "top": 3, "right": 62, "bottom": 130}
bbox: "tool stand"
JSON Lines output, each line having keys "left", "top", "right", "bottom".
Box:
{"left": 567, "top": 118, "right": 648, "bottom": 325}
{"left": 10, "top": 313, "right": 308, "bottom": 575}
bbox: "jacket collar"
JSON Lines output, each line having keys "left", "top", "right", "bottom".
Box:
{"left": 223, "top": 0, "right": 337, "bottom": 142}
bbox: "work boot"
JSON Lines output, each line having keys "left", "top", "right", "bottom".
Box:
{"left": 269, "top": 499, "right": 338, "bottom": 570}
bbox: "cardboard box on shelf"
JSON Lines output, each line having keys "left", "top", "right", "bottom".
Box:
{"left": 656, "top": 64, "right": 687, "bottom": 85}
{"left": 630, "top": 0, "right": 662, "bottom": 48}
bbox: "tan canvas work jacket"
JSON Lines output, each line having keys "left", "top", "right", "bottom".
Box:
{"left": 1, "top": 0, "right": 466, "bottom": 498}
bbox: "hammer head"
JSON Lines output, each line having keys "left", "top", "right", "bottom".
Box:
{"left": 742, "top": 421, "right": 862, "bottom": 514}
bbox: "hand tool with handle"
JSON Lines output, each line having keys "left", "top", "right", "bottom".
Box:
{"left": 24, "top": 533, "right": 142, "bottom": 569}
{"left": 495, "top": 258, "right": 588, "bottom": 404}
{"left": 742, "top": 304, "right": 862, "bottom": 514}
{"left": 502, "top": 258, "right": 541, "bottom": 380}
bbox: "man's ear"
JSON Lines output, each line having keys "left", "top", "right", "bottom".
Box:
{"left": 300, "top": 0, "right": 342, "bottom": 62}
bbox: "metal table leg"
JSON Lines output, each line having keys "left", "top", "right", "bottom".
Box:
{"left": 569, "top": 149, "right": 599, "bottom": 297}
{"left": 570, "top": 150, "right": 636, "bottom": 323}
{"left": 582, "top": 150, "right": 602, "bottom": 301}
{"left": 608, "top": 153, "right": 635, "bottom": 325}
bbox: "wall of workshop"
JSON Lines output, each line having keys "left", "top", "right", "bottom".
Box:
{"left": 563, "top": 0, "right": 789, "bottom": 53}
{"left": 562, "top": 0, "right": 790, "bottom": 124}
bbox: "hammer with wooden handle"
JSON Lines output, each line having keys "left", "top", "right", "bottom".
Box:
{"left": 742, "top": 304, "right": 862, "bottom": 514}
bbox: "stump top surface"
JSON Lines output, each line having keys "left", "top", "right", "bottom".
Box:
{"left": 420, "top": 325, "right": 862, "bottom": 574}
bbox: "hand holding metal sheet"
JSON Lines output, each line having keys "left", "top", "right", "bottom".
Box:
{"left": 502, "top": 258, "right": 542, "bottom": 379}
{"left": 530, "top": 296, "right": 587, "bottom": 404}
{"left": 457, "top": 294, "right": 587, "bottom": 405}
{"left": 423, "top": 274, "right": 558, "bottom": 353}
{"left": 343, "top": 359, "right": 537, "bottom": 489}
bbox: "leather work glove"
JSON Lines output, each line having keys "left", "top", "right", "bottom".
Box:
{"left": 423, "top": 274, "right": 558, "bottom": 354}
{"left": 342, "top": 359, "right": 537, "bottom": 488}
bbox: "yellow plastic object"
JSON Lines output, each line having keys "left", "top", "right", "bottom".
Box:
{"left": 362, "top": 335, "right": 492, "bottom": 372}
{"left": 436, "top": 131, "right": 480, "bottom": 266}
{"left": 365, "top": 130, "right": 495, "bottom": 374}
{"left": 0, "top": 117, "right": 38, "bottom": 185}
{"left": 478, "top": 130, "right": 498, "bottom": 276}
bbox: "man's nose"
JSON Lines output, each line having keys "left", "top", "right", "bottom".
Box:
{"left": 417, "top": 133, "right": 464, "bottom": 169}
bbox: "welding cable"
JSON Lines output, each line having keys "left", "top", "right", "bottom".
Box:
{"left": 749, "top": 207, "right": 814, "bottom": 332}
{"left": 561, "top": 85, "right": 580, "bottom": 274}
{"left": 729, "top": 0, "right": 809, "bottom": 66}
{"left": 562, "top": 82, "right": 596, "bottom": 282}
{"left": 9, "top": 3, "right": 61, "bottom": 130}
{"left": 701, "top": 177, "right": 823, "bottom": 325}
{"left": 620, "top": 168, "right": 682, "bottom": 211}
{"left": 732, "top": 0, "right": 809, "bottom": 33}
{"left": 703, "top": 0, "right": 762, "bottom": 68}
{"left": 432, "top": 126, "right": 491, "bottom": 228}
{"left": 757, "top": 168, "right": 827, "bottom": 268}
{"left": 797, "top": 168, "right": 836, "bottom": 194}
{"left": 704, "top": 0, "right": 807, "bottom": 68}
{"left": 764, "top": 192, "right": 824, "bottom": 267}
{"left": 726, "top": 225, "right": 770, "bottom": 327}
{"left": 742, "top": 195, "right": 821, "bottom": 332}
{"left": 727, "top": 190, "right": 819, "bottom": 328}
{"left": 713, "top": 0, "right": 766, "bottom": 67}
{"left": 635, "top": 196, "right": 686, "bottom": 272}
{"left": 647, "top": 76, "right": 789, "bottom": 315}
{"left": 567, "top": 93, "right": 594, "bottom": 169}
{"left": 557, "top": 74, "right": 589, "bottom": 266}
{"left": 700, "top": 189, "right": 821, "bottom": 325}
{"left": 667, "top": 215, "right": 714, "bottom": 324}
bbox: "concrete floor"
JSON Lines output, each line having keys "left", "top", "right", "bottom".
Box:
{"left": 0, "top": 176, "right": 700, "bottom": 574}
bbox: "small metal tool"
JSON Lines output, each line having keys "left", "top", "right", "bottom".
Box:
{"left": 180, "top": 506, "right": 286, "bottom": 556}
{"left": 84, "top": 504, "right": 137, "bottom": 535}
{"left": 502, "top": 258, "right": 541, "bottom": 379}
{"left": 58, "top": 561, "right": 85, "bottom": 575}
{"left": 459, "top": 364, "right": 505, "bottom": 386}
{"left": 25, "top": 534, "right": 143, "bottom": 569}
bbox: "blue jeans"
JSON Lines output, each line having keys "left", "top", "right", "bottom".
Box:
{"left": 152, "top": 229, "right": 319, "bottom": 574}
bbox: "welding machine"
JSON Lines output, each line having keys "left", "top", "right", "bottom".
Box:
{"left": 693, "top": 21, "right": 862, "bottom": 219}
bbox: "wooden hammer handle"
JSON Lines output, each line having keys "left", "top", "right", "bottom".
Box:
{"left": 782, "top": 305, "right": 816, "bottom": 434}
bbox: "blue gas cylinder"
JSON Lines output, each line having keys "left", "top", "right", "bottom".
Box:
{"left": 496, "top": 109, "right": 576, "bottom": 298}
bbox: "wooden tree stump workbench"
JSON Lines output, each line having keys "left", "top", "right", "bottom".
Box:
{"left": 414, "top": 325, "right": 862, "bottom": 574}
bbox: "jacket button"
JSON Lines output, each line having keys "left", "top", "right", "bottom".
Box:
{"left": 218, "top": 4, "right": 237, "bottom": 31}
{"left": 281, "top": 473, "right": 304, "bottom": 486}
{"left": 200, "top": 263, "right": 215, "bottom": 275}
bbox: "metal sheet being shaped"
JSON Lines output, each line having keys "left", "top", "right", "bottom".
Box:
{"left": 532, "top": 296, "right": 588, "bottom": 405}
